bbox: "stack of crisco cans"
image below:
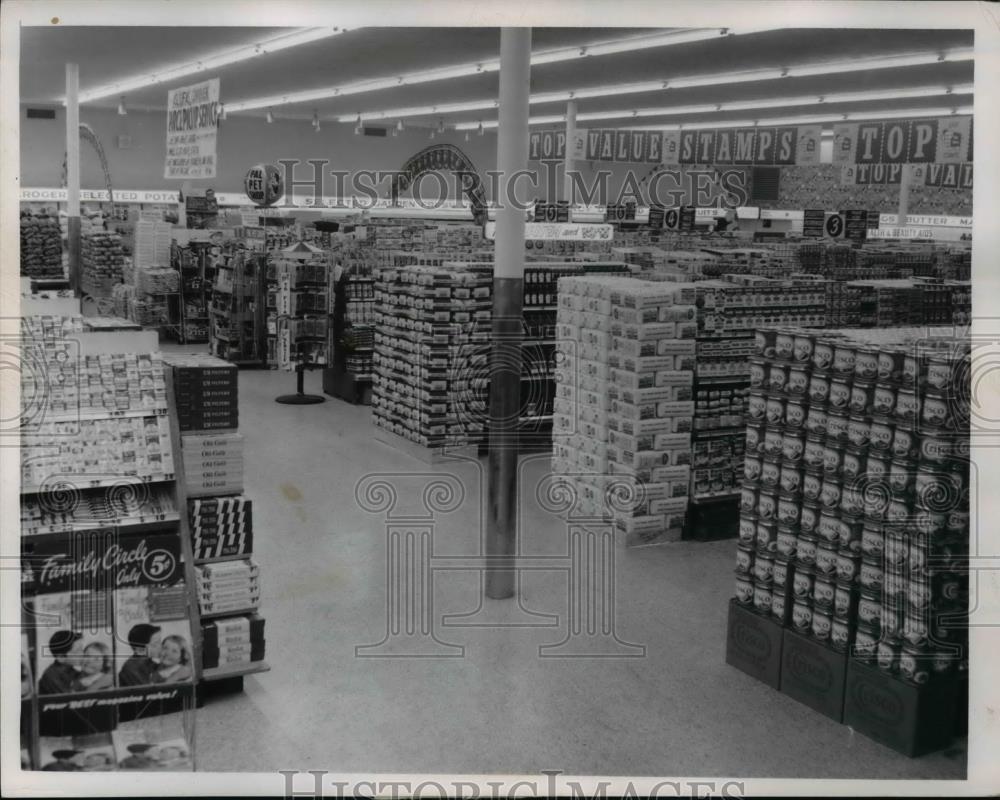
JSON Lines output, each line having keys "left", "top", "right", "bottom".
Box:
{"left": 734, "top": 324, "right": 969, "bottom": 687}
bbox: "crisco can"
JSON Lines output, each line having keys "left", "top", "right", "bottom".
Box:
{"left": 747, "top": 391, "right": 767, "bottom": 422}
{"left": 859, "top": 557, "right": 884, "bottom": 593}
{"left": 738, "top": 514, "right": 757, "bottom": 545}
{"left": 777, "top": 495, "right": 801, "bottom": 526}
{"left": 760, "top": 457, "right": 781, "bottom": 488}
{"left": 799, "top": 501, "right": 820, "bottom": 534}
{"left": 922, "top": 391, "right": 951, "bottom": 430}
{"left": 902, "top": 352, "right": 923, "bottom": 387}
{"left": 805, "top": 405, "right": 828, "bottom": 436}
{"left": 765, "top": 396, "right": 785, "bottom": 425}
{"left": 768, "top": 362, "right": 789, "bottom": 394}
{"left": 780, "top": 463, "right": 803, "bottom": 495}
{"left": 753, "top": 551, "right": 775, "bottom": 584}
{"left": 909, "top": 540, "right": 929, "bottom": 578}
{"left": 791, "top": 600, "right": 813, "bottom": 634}
{"left": 868, "top": 417, "right": 895, "bottom": 453}
{"left": 812, "top": 608, "right": 833, "bottom": 642}
{"left": 833, "top": 343, "right": 857, "bottom": 376}
{"left": 903, "top": 612, "right": 929, "bottom": 648}
{"left": 785, "top": 400, "right": 807, "bottom": 431}
{"left": 866, "top": 452, "right": 890, "bottom": 483}
{"left": 826, "top": 412, "right": 849, "bottom": 443}
{"left": 756, "top": 520, "right": 778, "bottom": 553}
{"left": 822, "top": 443, "right": 844, "bottom": 476}
{"left": 899, "top": 644, "right": 931, "bottom": 685}
{"left": 804, "top": 437, "right": 826, "bottom": 471}
{"left": 947, "top": 507, "right": 969, "bottom": 535}
{"left": 740, "top": 484, "right": 758, "bottom": 512}
{"left": 858, "top": 591, "right": 882, "bottom": 630}
{"left": 884, "top": 528, "right": 909, "bottom": 570}
{"left": 838, "top": 516, "right": 864, "bottom": 553}
{"left": 926, "top": 356, "right": 955, "bottom": 392}
{"left": 782, "top": 431, "right": 805, "bottom": 463}
{"left": 744, "top": 455, "right": 762, "bottom": 483}
{"left": 891, "top": 425, "right": 920, "bottom": 460}
{"left": 815, "top": 544, "right": 839, "bottom": 578}
{"left": 812, "top": 339, "right": 836, "bottom": 372}
{"left": 776, "top": 524, "right": 798, "bottom": 558}
{"left": 763, "top": 428, "right": 784, "bottom": 458}
{"left": 813, "top": 576, "right": 836, "bottom": 610}
{"left": 819, "top": 477, "right": 842, "bottom": 509}
{"left": 920, "top": 434, "right": 953, "bottom": 464}
{"left": 840, "top": 480, "right": 866, "bottom": 517}
{"left": 854, "top": 622, "right": 879, "bottom": 664}
{"left": 771, "top": 590, "right": 789, "bottom": 625}
{"left": 889, "top": 459, "right": 916, "bottom": 497}
{"left": 847, "top": 416, "right": 870, "bottom": 449}
{"left": 793, "top": 332, "right": 814, "bottom": 363}
{"left": 877, "top": 637, "right": 902, "bottom": 674}
{"left": 830, "top": 615, "right": 855, "bottom": 652}
{"left": 773, "top": 557, "right": 792, "bottom": 589}
{"left": 860, "top": 523, "right": 884, "bottom": 560}
{"left": 749, "top": 358, "right": 767, "bottom": 389}
{"left": 757, "top": 491, "right": 777, "bottom": 521}
{"left": 872, "top": 383, "right": 897, "bottom": 416}
{"left": 745, "top": 424, "right": 764, "bottom": 455}
{"left": 878, "top": 348, "right": 905, "bottom": 384}
{"left": 808, "top": 373, "right": 830, "bottom": 404}
{"left": 894, "top": 388, "right": 920, "bottom": 424}
{"left": 735, "top": 572, "right": 754, "bottom": 604}
{"left": 754, "top": 328, "right": 776, "bottom": 358}
{"left": 829, "top": 378, "right": 852, "bottom": 411}
{"left": 842, "top": 447, "right": 866, "bottom": 482}
{"left": 834, "top": 582, "right": 859, "bottom": 619}
{"left": 796, "top": 536, "right": 818, "bottom": 568}
{"left": 775, "top": 330, "right": 795, "bottom": 360}
{"left": 786, "top": 368, "right": 809, "bottom": 398}
{"left": 886, "top": 497, "right": 912, "bottom": 525}
{"left": 735, "top": 544, "right": 755, "bottom": 575}
{"left": 802, "top": 469, "right": 824, "bottom": 502}
{"left": 850, "top": 382, "right": 875, "bottom": 416}
{"left": 753, "top": 583, "right": 773, "bottom": 615}
{"left": 817, "top": 510, "right": 841, "bottom": 546}
{"left": 855, "top": 347, "right": 879, "bottom": 381}
{"left": 835, "top": 549, "right": 862, "bottom": 584}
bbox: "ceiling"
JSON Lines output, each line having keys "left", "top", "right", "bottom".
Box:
{"left": 19, "top": 26, "right": 974, "bottom": 130}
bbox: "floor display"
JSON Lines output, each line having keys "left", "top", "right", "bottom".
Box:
{"left": 728, "top": 324, "right": 969, "bottom": 755}
{"left": 209, "top": 247, "right": 268, "bottom": 366}
{"left": 20, "top": 211, "right": 65, "bottom": 279}
{"left": 80, "top": 232, "right": 127, "bottom": 300}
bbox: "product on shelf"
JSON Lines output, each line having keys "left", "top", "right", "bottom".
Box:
{"left": 20, "top": 211, "right": 64, "bottom": 278}
{"left": 136, "top": 266, "right": 180, "bottom": 296}
{"left": 196, "top": 559, "right": 261, "bottom": 616}
{"left": 81, "top": 232, "right": 127, "bottom": 296}
{"left": 200, "top": 615, "right": 265, "bottom": 670}
{"left": 188, "top": 495, "right": 253, "bottom": 561}
{"left": 162, "top": 354, "right": 239, "bottom": 432}
{"left": 275, "top": 257, "right": 331, "bottom": 369}
{"left": 21, "top": 484, "right": 177, "bottom": 536}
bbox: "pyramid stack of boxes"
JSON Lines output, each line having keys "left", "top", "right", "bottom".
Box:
{"left": 551, "top": 276, "right": 697, "bottom": 546}
{"left": 733, "top": 324, "right": 969, "bottom": 695}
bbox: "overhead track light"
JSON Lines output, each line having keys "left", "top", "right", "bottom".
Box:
{"left": 73, "top": 27, "right": 349, "bottom": 104}
{"left": 266, "top": 109, "right": 274, "bottom": 124}
{"left": 117, "top": 96, "right": 127, "bottom": 116}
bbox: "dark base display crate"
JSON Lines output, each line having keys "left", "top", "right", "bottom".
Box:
{"left": 780, "top": 628, "right": 848, "bottom": 722}
{"left": 685, "top": 497, "right": 740, "bottom": 541}
{"left": 843, "top": 659, "right": 960, "bottom": 757}
{"left": 323, "top": 367, "right": 372, "bottom": 405}
{"left": 725, "top": 599, "right": 784, "bottom": 689}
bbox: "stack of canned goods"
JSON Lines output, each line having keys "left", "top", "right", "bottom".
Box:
{"left": 734, "top": 325, "right": 970, "bottom": 687}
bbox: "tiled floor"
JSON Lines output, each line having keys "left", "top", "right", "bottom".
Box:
{"left": 190, "top": 361, "right": 966, "bottom": 779}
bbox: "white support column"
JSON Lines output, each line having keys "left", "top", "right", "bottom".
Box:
{"left": 66, "top": 63, "right": 81, "bottom": 293}
{"left": 563, "top": 100, "right": 577, "bottom": 217}
{"left": 485, "top": 27, "right": 531, "bottom": 600}
{"left": 897, "top": 164, "right": 913, "bottom": 228}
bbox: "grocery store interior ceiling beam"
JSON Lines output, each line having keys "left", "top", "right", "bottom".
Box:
{"left": 71, "top": 27, "right": 349, "bottom": 104}
{"left": 222, "top": 27, "right": 775, "bottom": 114}
{"left": 516, "top": 105, "right": 974, "bottom": 134}
{"left": 338, "top": 83, "right": 972, "bottom": 125}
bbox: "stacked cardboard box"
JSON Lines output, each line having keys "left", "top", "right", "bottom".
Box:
{"left": 162, "top": 354, "right": 239, "bottom": 432}
{"left": 552, "top": 276, "right": 697, "bottom": 546}
{"left": 188, "top": 495, "right": 253, "bottom": 561}
{"left": 196, "top": 559, "right": 260, "bottom": 616}
{"left": 201, "top": 615, "right": 265, "bottom": 670}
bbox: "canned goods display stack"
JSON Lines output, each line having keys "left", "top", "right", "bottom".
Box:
{"left": 551, "top": 276, "right": 697, "bottom": 546}
{"left": 731, "top": 323, "right": 969, "bottom": 755}
{"left": 372, "top": 263, "right": 493, "bottom": 450}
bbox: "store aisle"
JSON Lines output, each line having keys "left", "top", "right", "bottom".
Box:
{"left": 192, "top": 365, "right": 967, "bottom": 779}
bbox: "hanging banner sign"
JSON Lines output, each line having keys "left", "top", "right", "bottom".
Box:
{"left": 795, "top": 125, "right": 823, "bottom": 166}
{"left": 528, "top": 130, "right": 568, "bottom": 160}
{"left": 842, "top": 161, "right": 973, "bottom": 188}
{"left": 21, "top": 188, "right": 182, "bottom": 204}
{"left": 802, "top": 209, "right": 826, "bottom": 237}
{"left": 832, "top": 123, "right": 859, "bottom": 167}
{"left": 605, "top": 202, "right": 637, "bottom": 223}
{"left": 485, "top": 221, "right": 614, "bottom": 241}
{"left": 534, "top": 201, "right": 570, "bottom": 223}
{"left": 648, "top": 204, "right": 665, "bottom": 229}
{"left": 937, "top": 117, "right": 972, "bottom": 163}
{"left": 164, "top": 77, "right": 221, "bottom": 180}
{"left": 679, "top": 206, "right": 697, "bottom": 232}
{"left": 661, "top": 131, "right": 681, "bottom": 165}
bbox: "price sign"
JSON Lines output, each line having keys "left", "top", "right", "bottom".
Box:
{"left": 663, "top": 208, "right": 680, "bottom": 231}
{"left": 844, "top": 210, "right": 869, "bottom": 242}
{"left": 679, "top": 206, "right": 697, "bottom": 232}
{"left": 802, "top": 209, "right": 826, "bottom": 237}
{"left": 824, "top": 213, "right": 845, "bottom": 239}
{"left": 605, "top": 202, "right": 636, "bottom": 223}
{"left": 648, "top": 204, "right": 665, "bottom": 229}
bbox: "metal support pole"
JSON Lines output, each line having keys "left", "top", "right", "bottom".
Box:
{"left": 563, "top": 100, "right": 577, "bottom": 217}
{"left": 485, "top": 27, "right": 531, "bottom": 600}
{"left": 66, "top": 63, "right": 81, "bottom": 294}
{"left": 897, "top": 163, "right": 912, "bottom": 228}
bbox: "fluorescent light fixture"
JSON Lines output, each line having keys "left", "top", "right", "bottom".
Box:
{"left": 74, "top": 27, "right": 348, "bottom": 104}
{"left": 226, "top": 28, "right": 768, "bottom": 113}
{"left": 266, "top": 109, "right": 274, "bottom": 124}
{"left": 117, "top": 96, "right": 127, "bottom": 116}
{"left": 396, "top": 119, "right": 405, "bottom": 131}
{"left": 340, "top": 99, "right": 499, "bottom": 123}
{"left": 477, "top": 122, "right": 484, "bottom": 136}
{"left": 788, "top": 47, "right": 973, "bottom": 77}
